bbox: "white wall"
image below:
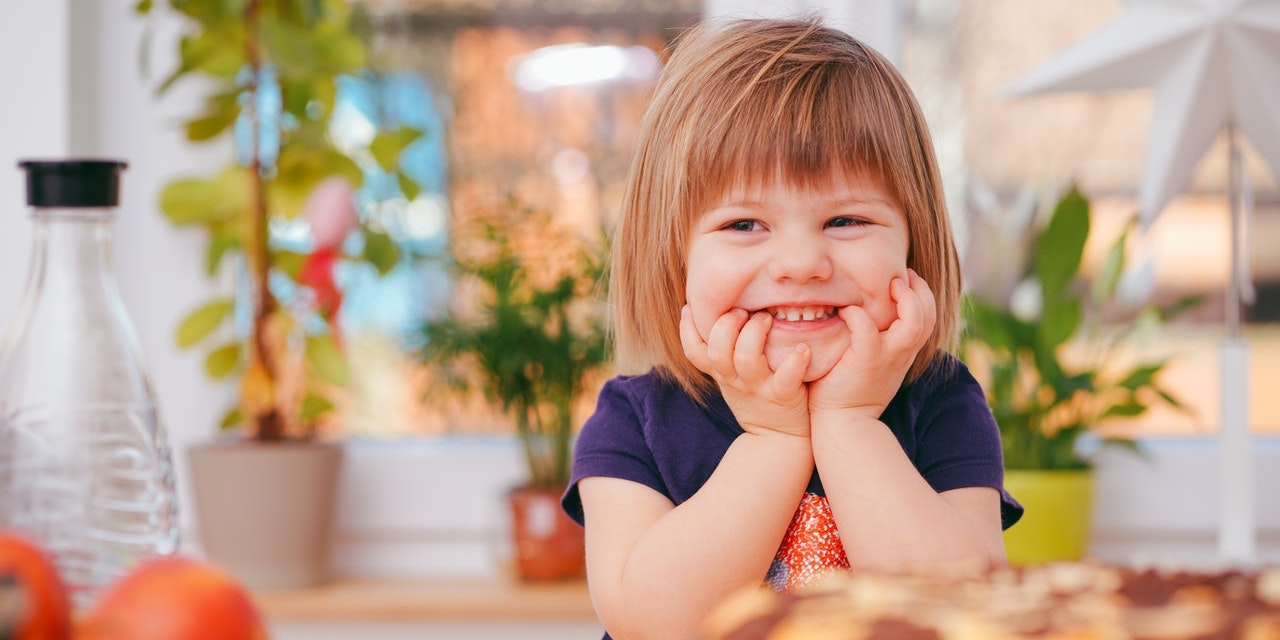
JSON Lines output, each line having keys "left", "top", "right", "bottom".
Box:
{"left": 0, "top": 2, "right": 70, "bottom": 322}
{"left": 1, "top": 2, "right": 231, "bottom": 539}
{"left": 326, "top": 436, "right": 1280, "bottom": 581}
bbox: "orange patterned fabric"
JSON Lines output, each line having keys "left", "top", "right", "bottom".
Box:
{"left": 765, "top": 492, "right": 850, "bottom": 592}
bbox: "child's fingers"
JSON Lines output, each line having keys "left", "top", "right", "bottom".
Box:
{"left": 906, "top": 269, "right": 937, "bottom": 340}
{"left": 885, "top": 277, "right": 924, "bottom": 350}
{"left": 679, "top": 305, "right": 715, "bottom": 374}
{"left": 733, "top": 312, "right": 772, "bottom": 379}
{"left": 879, "top": 277, "right": 926, "bottom": 355}
{"left": 837, "top": 303, "right": 879, "bottom": 346}
{"left": 704, "top": 308, "right": 749, "bottom": 375}
{"left": 770, "top": 342, "right": 810, "bottom": 391}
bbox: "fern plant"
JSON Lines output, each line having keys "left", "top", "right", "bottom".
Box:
{"left": 419, "top": 200, "right": 610, "bottom": 488}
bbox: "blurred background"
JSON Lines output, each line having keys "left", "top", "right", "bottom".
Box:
{"left": 2, "top": 0, "right": 1278, "bottom": 637}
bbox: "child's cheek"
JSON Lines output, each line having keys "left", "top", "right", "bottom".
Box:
{"left": 684, "top": 299, "right": 715, "bottom": 342}
{"left": 696, "top": 306, "right": 722, "bottom": 343}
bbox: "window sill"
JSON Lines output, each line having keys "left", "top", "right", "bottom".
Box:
{"left": 254, "top": 577, "right": 596, "bottom": 622}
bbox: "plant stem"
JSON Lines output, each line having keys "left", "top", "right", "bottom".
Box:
{"left": 244, "top": 0, "right": 283, "bottom": 442}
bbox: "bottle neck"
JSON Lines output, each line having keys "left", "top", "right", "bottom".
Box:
{"left": 29, "top": 207, "right": 117, "bottom": 281}
{"left": 0, "top": 205, "right": 133, "bottom": 385}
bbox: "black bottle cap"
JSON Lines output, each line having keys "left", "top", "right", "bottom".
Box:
{"left": 18, "top": 159, "right": 128, "bottom": 208}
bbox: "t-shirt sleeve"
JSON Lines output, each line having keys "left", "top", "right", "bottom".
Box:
{"left": 561, "top": 377, "right": 667, "bottom": 526}
{"left": 914, "top": 361, "right": 1024, "bottom": 530}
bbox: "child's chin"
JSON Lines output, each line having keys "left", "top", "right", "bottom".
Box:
{"left": 764, "top": 343, "right": 842, "bottom": 382}
{"left": 801, "top": 353, "right": 840, "bottom": 382}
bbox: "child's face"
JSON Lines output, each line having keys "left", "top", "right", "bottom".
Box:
{"left": 685, "top": 171, "right": 911, "bottom": 382}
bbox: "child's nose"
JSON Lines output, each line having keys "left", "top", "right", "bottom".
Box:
{"left": 767, "top": 236, "right": 833, "bottom": 283}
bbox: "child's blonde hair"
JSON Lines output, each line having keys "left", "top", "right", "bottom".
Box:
{"left": 611, "top": 17, "right": 962, "bottom": 402}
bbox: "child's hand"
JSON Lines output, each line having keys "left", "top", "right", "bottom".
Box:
{"left": 808, "top": 270, "right": 937, "bottom": 420}
{"left": 680, "top": 305, "right": 812, "bottom": 438}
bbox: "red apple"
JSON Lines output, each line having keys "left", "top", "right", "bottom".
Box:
{"left": 0, "top": 531, "right": 72, "bottom": 640}
{"left": 77, "top": 556, "right": 268, "bottom": 640}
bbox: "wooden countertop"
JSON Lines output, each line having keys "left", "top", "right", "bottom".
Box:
{"left": 254, "top": 578, "right": 597, "bottom": 622}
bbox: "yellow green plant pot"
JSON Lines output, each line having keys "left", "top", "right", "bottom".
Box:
{"left": 1002, "top": 470, "right": 1095, "bottom": 566}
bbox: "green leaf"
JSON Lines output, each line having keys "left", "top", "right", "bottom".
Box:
{"left": 160, "top": 179, "right": 223, "bottom": 225}
{"left": 176, "top": 299, "right": 236, "bottom": 348}
{"left": 185, "top": 109, "right": 240, "bottom": 142}
{"left": 1134, "top": 306, "right": 1162, "bottom": 335}
{"left": 398, "top": 171, "right": 421, "bottom": 201}
{"left": 1119, "top": 363, "right": 1164, "bottom": 391}
{"left": 205, "top": 229, "right": 241, "bottom": 276}
{"left": 134, "top": 0, "right": 153, "bottom": 14}
{"left": 1102, "top": 401, "right": 1147, "bottom": 418}
{"left": 156, "top": 36, "right": 198, "bottom": 94}
{"left": 1099, "top": 437, "right": 1144, "bottom": 459}
{"left": 159, "top": 168, "right": 250, "bottom": 226}
{"left": 1156, "top": 388, "right": 1188, "bottom": 411}
{"left": 1059, "top": 371, "right": 1095, "bottom": 397}
{"left": 306, "top": 334, "right": 348, "bottom": 386}
{"left": 363, "top": 228, "right": 400, "bottom": 275}
{"left": 1035, "top": 187, "right": 1090, "bottom": 298}
{"left": 260, "top": 16, "right": 365, "bottom": 78}
{"left": 1161, "top": 294, "right": 1207, "bottom": 322}
{"left": 218, "top": 406, "right": 244, "bottom": 431}
{"left": 1091, "top": 222, "right": 1129, "bottom": 308}
{"left": 369, "top": 127, "right": 424, "bottom": 172}
{"left": 171, "top": 0, "right": 235, "bottom": 21}
{"left": 300, "top": 393, "right": 335, "bottom": 423}
{"left": 179, "top": 27, "right": 246, "bottom": 78}
{"left": 273, "top": 250, "right": 308, "bottom": 280}
{"left": 963, "top": 297, "right": 1026, "bottom": 353}
{"left": 204, "top": 342, "right": 242, "bottom": 378}
{"left": 315, "top": 33, "right": 366, "bottom": 74}
{"left": 280, "top": 78, "right": 314, "bottom": 120}
{"left": 1037, "top": 296, "right": 1081, "bottom": 349}
{"left": 185, "top": 89, "right": 242, "bottom": 142}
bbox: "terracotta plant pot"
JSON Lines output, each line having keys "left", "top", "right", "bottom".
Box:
{"left": 188, "top": 440, "right": 343, "bottom": 590}
{"left": 508, "top": 485, "right": 585, "bottom": 581}
{"left": 1002, "top": 469, "right": 1095, "bottom": 566}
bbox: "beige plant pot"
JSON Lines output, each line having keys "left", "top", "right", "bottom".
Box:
{"left": 188, "top": 440, "right": 343, "bottom": 590}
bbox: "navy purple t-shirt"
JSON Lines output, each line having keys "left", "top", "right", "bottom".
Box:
{"left": 560, "top": 353, "right": 1023, "bottom": 631}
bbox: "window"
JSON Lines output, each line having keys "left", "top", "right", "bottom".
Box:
{"left": 902, "top": 0, "right": 1280, "bottom": 434}
{"left": 323, "top": 0, "right": 699, "bottom": 436}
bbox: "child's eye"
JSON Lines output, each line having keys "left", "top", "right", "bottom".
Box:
{"left": 724, "top": 219, "right": 762, "bottom": 232}
{"left": 826, "top": 216, "right": 868, "bottom": 228}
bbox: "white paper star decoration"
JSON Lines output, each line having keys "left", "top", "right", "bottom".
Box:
{"left": 1005, "top": 0, "right": 1280, "bottom": 225}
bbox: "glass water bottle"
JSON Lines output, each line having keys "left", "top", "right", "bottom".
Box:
{"left": 0, "top": 160, "right": 179, "bottom": 607}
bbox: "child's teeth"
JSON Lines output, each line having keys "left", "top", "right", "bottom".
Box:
{"left": 771, "top": 306, "right": 832, "bottom": 321}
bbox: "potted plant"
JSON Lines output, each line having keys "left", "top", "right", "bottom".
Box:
{"left": 137, "top": 0, "right": 422, "bottom": 588}
{"left": 960, "top": 187, "right": 1199, "bottom": 565}
{"left": 418, "top": 198, "right": 610, "bottom": 581}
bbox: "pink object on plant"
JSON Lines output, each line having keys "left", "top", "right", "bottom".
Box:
{"left": 303, "top": 177, "right": 358, "bottom": 249}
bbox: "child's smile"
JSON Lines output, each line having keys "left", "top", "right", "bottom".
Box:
{"left": 766, "top": 305, "right": 837, "bottom": 322}
{"left": 685, "top": 171, "right": 911, "bottom": 381}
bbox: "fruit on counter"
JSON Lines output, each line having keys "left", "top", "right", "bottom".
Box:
{"left": 76, "top": 556, "right": 268, "bottom": 640}
{"left": 0, "top": 532, "right": 73, "bottom": 640}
